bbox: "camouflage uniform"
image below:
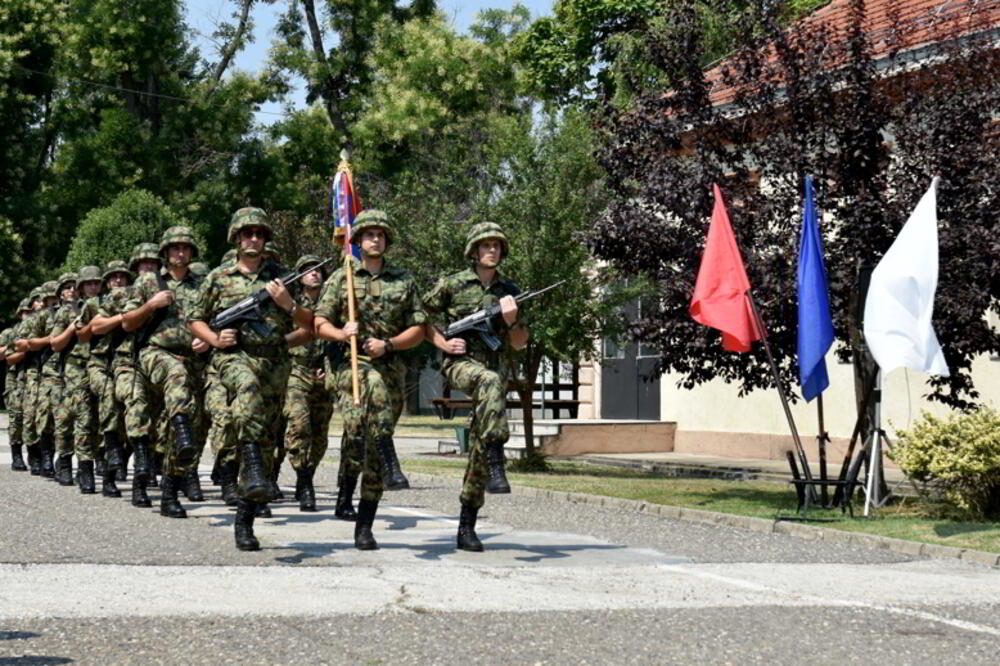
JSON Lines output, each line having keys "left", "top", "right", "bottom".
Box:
{"left": 315, "top": 220, "right": 425, "bottom": 509}
{"left": 45, "top": 277, "right": 79, "bottom": 467}
{"left": 19, "top": 291, "right": 46, "bottom": 473}
{"left": 423, "top": 222, "right": 522, "bottom": 552}
{"left": 30, "top": 281, "right": 62, "bottom": 476}
{"left": 1, "top": 309, "right": 29, "bottom": 470}
{"left": 284, "top": 290, "right": 333, "bottom": 471}
{"left": 190, "top": 211, "right": 297, "bottom": 512}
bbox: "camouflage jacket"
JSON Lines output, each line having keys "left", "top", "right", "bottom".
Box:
{"left": 97, "top": 287, "right": 135, "bottom": 356}
{"left": 43, "top": 302, "right": 77, "bottom": 377}
{"left": 126, "top": 267, "right": 201, "bottom": 354}
{"left": 288, "top": 289, "right": 323, "bottom": 369}
{"left": 422, "top": 267, "right": 521, "bottom": 360}
{"left": 190, "top": 260, "right": 295, "bottom": 348}
{"left": 53, "top": 299, "right": 90, "bottom": 362}
{"left": 315, "top": 261, "right": 426, "bottom": 363}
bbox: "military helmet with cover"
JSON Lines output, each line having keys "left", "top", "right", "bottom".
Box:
{"left": 264, "top": 241, "right": 282, "bottom": 263}
{"left": 159, "top": 225, "right": 200, "bottom": 258}
{"left": 102, "top": 260, "right": 133, "bottom": 283}
{"left": 57, "top": 272, "right": 78, "bottom": 294}
{"left": 129, "top": 242, "right": 161, "bottom": 272}
{"left": 228, "top": 207, "right": 272, "bottom": 244}
{"left": 352, "top": 209, "right": 396, "bottom": 247}
{"left": 464, "top": 222, "right": 508, "bottom": 261}
{"left": 294, "top": 254, "right": 327, "bottom": 277}
{"left": 17, "top": 298, "right": 31, "bottom": 314}
{"left": 42, "top": 280, "right": 60, "bottom": 299}
{"left": 76, "top": 265, "right": 103, "bottom": 288}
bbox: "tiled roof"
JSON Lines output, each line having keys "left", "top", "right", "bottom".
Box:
{"left": 704, "top": 0, "right": 1000, "bottom": 106}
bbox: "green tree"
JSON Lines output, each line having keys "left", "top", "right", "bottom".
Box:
{"left": 62, "top": 189, "right": 203, "bottom": 270}
{"left": 382, "top": 110, "right": 636, "bottom": 457}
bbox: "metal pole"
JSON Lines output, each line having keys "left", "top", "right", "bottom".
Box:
{"left": 745, "top": 292, "right": 814, "bottom": 491}
{"left": 864, "top": 370, "right": 882, "bottom": 516}
{"left": 817, "top": 393, "right": 829, "bottom": 506}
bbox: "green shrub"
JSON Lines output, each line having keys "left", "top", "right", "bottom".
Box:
{"left": 891, "top": 408, "right": 1000, "bottom": 519}
{"left": 61, "top": 189, "right": 206, "bottom": 271}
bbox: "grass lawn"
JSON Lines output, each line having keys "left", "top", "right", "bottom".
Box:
{"left": 330, "top": 413, "right": 465, "bottom": 438}
{"left": 401, "top": 457, "right": 1000, "bottom": 554}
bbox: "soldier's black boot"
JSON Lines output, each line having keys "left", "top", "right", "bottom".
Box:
{"left": 120, "top": 442, "right": 132, "bottom": 481}
{"left": 57, "top": 454, "right": 74, "bottom": 486}
{"left": 27, "top": 445, "right": 41, "bottom": 475}
{"left": 10, "top": 442, "right": 27, "bottom": 471}
{"left": 238, "top": 441, "right": 272, "bottom": 503}
{"left": 485, "top": 444, "right": 511, "bottom": 494}
{"left": 131, "top": 436, "right": 152, "bottom": 482}
{"left": 182, "top": 468, "right": 205, "bottom": 502}
{"left": 40, "top": 445, "right": 55, "bottom": 478}
{"left": 335, "top": 474, "right": 358, "bottom": 521}
{"left": 296, "top": 467, "right": 317, "bottom": 512}
{"left": 210, "top": 457, "right": 221, "bottom": 486}
{"left": 457, "top": 504, "right": 484, "bottom": 552}
{"left": 95, "top": 457, "right": 106, "bottom": 478}
{"left": 219, "top": 460, "right": 239, "bottom": 506}
{"left": 104, "top": 431, "right": 124, "bottom": 474}
{"left": 159, "top": 474, "right": 187, "bottom": 518}
{"left": 170, "top": 414, "right": 198, "bottom": 466}
{"left": 102, "top": 466, "right": 121, "bottom": 498}
{"left": 354, "top": 499, "right": 379, "bottom": 550}
{"left": 271, "top": 459, "right": 285, "bottom": 502}
{"left": 234, "top": 500, "right": 260, "bottom": 551}
{"left": 131, "top": 477, "right": 152, "bottom": 508}
{"left": 254, "top": 502, "right": 272, "bottom": 518}
{"left": 150, "top": 452, "right": 163, "bottom": 487}
{"left": 376, "top": 436, "right": 409, "bottom": 490}
{"left": 78, "top": 460, "right": 96, "bottom": 494}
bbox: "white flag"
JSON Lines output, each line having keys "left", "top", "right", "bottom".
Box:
{"left": 863, "top": 177, "right": 950, "bottom": 376}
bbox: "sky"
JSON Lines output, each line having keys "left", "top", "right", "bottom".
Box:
{"left": 184, "top": 0, "right": 554, "bottom": 124}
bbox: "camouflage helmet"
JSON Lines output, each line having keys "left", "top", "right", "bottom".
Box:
{"left": 76, "top": 265, "right": 103, "bottom": 288}
{"left": 352, "top": 209, "right": 396, "bottom": 247}
{"left": 221, "top": 248, "right": 238, "bottom": 266}
{"left": 57, "top": 272, "right": 79, "bottom": 293}
{"left": 294, "top": 254, "right": 326, "bottom": 275}
{"left": 159, "top": 225, "right": 200, "bottom": 258}
{"left": 464, "top": 222, "right": 508, "bottom": 261}
{"left": 227, "top": 207, "right": 272, "bottom": 244}
{"left": 42, "top": 280, "right": 59, "bottom": 299}
{"left": 102, "top": 260, "right": 134, "bottom": 283}
{"left": 17, "top": 297, "right": 31, "bottom": 314}
{"left": 129, "top": 242, "right": 162, "bottom": 272}
{"left": 188, "top": 261, "right": 209, "bottom": 277}
{"left": 263, "top": 241, "right": 282, "bottom": 263}
{"left": 29, "top": 287, "right": 44, "bottom": 303}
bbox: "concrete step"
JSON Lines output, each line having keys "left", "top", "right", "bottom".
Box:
{"left": 509, "top": 421, "right": 561, "bottom": 437}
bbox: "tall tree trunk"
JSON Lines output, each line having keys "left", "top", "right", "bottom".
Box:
{"left": 301, "top": 0, "right": 351, "bottom": 147}
{"left": 516, "top": 344, "right": 543, "bottom": 457}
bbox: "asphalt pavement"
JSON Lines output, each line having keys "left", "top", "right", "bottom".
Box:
{"left": 1, "top": 431, "right": 997, "bottom": 665}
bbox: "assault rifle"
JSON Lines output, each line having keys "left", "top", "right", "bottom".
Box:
{"left": 209, "top": 257, "right": 334, "bottom": 336}
{"left": 443, "top": 279, "right": 565, "bottom": 351}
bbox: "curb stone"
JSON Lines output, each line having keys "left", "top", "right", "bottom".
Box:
{"left": 406, "top": 471, "right": 1000, "bottom": 568}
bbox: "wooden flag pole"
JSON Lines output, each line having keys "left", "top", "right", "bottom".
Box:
{"left": 334, "top": 149, "right": 361, "bottom": 407}
{"left": 816, "top": 393, "right": 830, "bottom": 506}
{"left": 745, "top": 292, "right": 816, "bottom": 497}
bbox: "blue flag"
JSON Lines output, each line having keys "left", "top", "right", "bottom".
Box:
{"left": 797, "top": 175, "right": 834, "bottom": 401}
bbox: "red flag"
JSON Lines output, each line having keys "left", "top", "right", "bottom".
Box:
{"left": 689, "top": 184, "right": 763, "bottom": 352}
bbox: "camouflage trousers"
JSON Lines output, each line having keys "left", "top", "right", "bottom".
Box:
{"left": 443, "top": 356, "right": 510, "bottom": 509}
{"left": 4, "top": 369, "right": 22, "bottom": 444}
{"left": 283, "top": 363, "right": 334, "bottom": 471}
{"left": 65, "top": 357, "right": 98, "bottom": 461}
{"left": 204, "top": 371, "right": 233, "bottom": 463}
{"left": 22, "top": 368, "right": 40, "bottom": 445}
{"left": 333, "top": 359, "right": 405, "bottom": 503}
{"left": 134, "top": 346, "right": 198, "bottom": 475}
{"left": 214, "top": 348, "right": 289, "bottom": 498}
{"left": 88, "top": 353, "right": 124, "bottom": 440}
{"left": 34, "top": 376, "right": 64, "bottom": 450}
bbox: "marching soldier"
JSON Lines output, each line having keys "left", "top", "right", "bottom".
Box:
{"left": 46, "top": 274, "right": 82, "bottom": 486}
{"left": 423, "top": 222, "right": 529, "bottom": 551}
{"left": 190, "top": 207, "right": 313, "bottom": 551}
{"left": 91, "top": 244, "right": 161, "bottom": 507}
{"left": 2, "top": 299, "right": 33, "bottom": 471}
{"left": 29, "top": 280, "right": 64, "bottom": 480}
{"left": 314, "top": 209, "right": 425, "bottom": 550}
{"left": 282, "top": 255, "right": 333, "bottom": 512}
{"left": 15, "top": 287, "right": 48, "bottom": 475}
{"left": 122, "top": 227, "right": 205, "bottom": 519}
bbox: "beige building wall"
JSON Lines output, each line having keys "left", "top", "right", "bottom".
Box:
{"left": 659, "top": 344, "right": 1000, "bottom": 462}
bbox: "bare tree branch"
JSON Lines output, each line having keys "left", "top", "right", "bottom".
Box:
{"left": 208, "top": 0, "right": 255, "bottom": 92}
